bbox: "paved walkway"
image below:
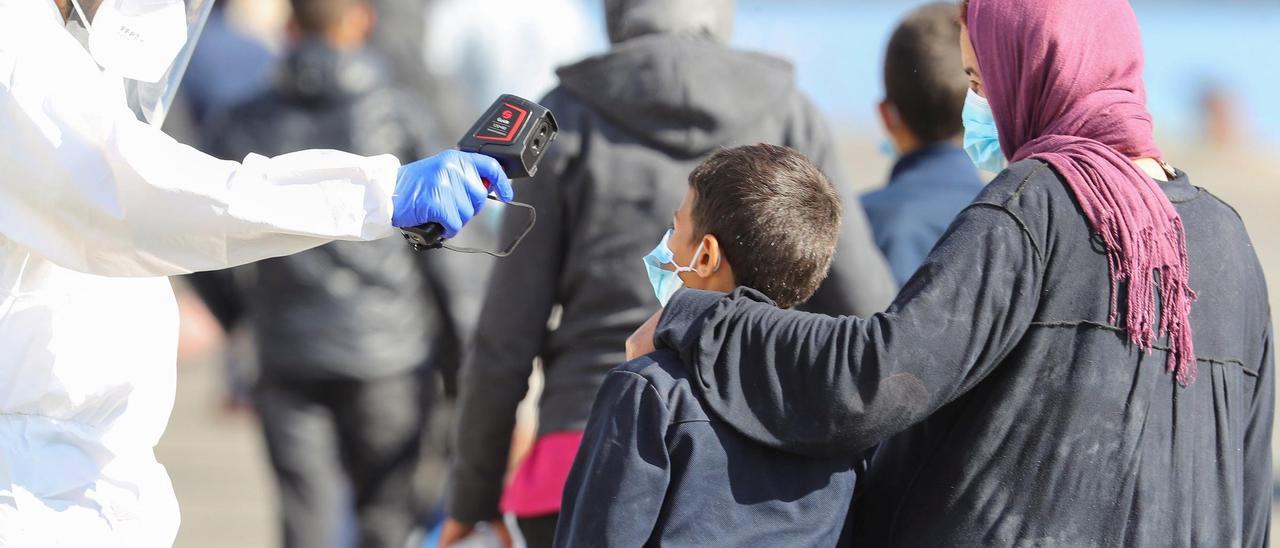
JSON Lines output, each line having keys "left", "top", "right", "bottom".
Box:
{"left": 157, "top": 357, "right": 278, "bottom": 548}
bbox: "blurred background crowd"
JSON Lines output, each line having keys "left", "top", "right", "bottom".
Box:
{"left": 156, "top": 0, "right": 1280, "bottom": 547}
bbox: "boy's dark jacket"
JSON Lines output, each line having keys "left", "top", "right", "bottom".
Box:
{"left": 556, "top": 349, "right": 861, "bottom": 547}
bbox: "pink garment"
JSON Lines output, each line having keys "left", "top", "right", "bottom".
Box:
{"left": 968, "top": 0, "right": 1198, "bottom": 384}
{"left": 499, "top": 431, "right": 585, "bottom": 518}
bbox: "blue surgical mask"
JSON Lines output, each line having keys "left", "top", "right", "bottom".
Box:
{"left": 878, "top": 138, "right": 898, "bottom": 159}
{"left": 962, "top": 89, "right": 1008, "bottom": 173}
{"left": 643, "top": 229, "right": 707, "bottom": 306}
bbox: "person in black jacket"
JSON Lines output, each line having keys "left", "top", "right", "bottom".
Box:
{"left": 440, "top": 1, "right": 897, "bottom": 546}
{"left": 557, "top": 144, "right": 864, "bottom": 547}
{"left": 202, "top": 1, "right": 453, "bottom": 547}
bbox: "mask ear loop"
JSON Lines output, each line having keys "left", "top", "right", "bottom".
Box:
{"left": 706, "top": 241, "right": 722, "bottom": 272}
{"left": 439, "top": 199, "right": 537, "bottom": 258}
{"left": 691, "top": 237, "right": 722, "bottom": 274}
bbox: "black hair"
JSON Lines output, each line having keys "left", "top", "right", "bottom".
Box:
{"left": 884, "top": 2, "right": 969, "bottom": 143}
{"left": 687, "top": 144, "right": 842, "bottom": 309}
{"left": 289, "top": 0, "right": 361, "bottom": 35}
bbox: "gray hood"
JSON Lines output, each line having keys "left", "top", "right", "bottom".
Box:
{"left": 556, "top": 34, "right": 796, "bottom": 156}
{"left": 605, "top": 0, "right": 734, "bottom": 44}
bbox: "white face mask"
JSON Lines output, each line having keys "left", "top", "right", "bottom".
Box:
{"left": 68, "top": 0, "right": 215, "bottom": 126}
{"left": 73, "top": 0, "right": 188, "bottom": 83}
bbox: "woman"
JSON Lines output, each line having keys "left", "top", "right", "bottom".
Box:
{"left": 631, "top": 0, "right": 1273, "bottom": 545}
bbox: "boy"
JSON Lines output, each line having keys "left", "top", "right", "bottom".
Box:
{"left": 555, "top": 144, "right": 859, "bottom": 546}
{"left": 862, "top": 2, "right": 986, "bottom": 285}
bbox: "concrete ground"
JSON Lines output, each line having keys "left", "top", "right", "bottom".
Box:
{"left": 157, "top": 141, "right": 1280, "bottom": 548}
{"left": 156, "top": 357, "right": 278, "bottom": 548}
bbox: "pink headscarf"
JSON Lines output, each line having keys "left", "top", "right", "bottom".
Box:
{"left": 967, "top": 0, "right": 1198, "bottom": 384}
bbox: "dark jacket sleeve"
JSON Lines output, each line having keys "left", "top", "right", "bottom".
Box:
{"left": 655, "top": 203, "right": 1043, "bottom": 456}
{"left": 555, "top": 369, "right": 671, "bottom": 547}
{"left": 1243, "top": 318, "right": 1274, "bottom": 548}
{"left": 446, "top": 102, "right": 580, "bottom": 522}
{"left": 416, "top": 255, "right": 465, "bottom": 393}
{"left": 785, "top": 92, "right": 897, "bottom": 317}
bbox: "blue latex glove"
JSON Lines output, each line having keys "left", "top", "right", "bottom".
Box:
{"left": 392, "top": 150, "right": 514, "bottom": 237}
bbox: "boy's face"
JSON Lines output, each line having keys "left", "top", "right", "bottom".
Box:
{"left": 667, "top": 187, "right": 736, "bottom": 294}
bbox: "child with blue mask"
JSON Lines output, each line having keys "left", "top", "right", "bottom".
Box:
{"left": 638, "top": 143, "right": 839, "bottom": 311}
{"left": 561, "top": 143, "right": 857, "bottom": 547}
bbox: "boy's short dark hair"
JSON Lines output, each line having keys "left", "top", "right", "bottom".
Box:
{"left": 884, "top": 2, "right": 968, "bottom": 143}
{"left": 290, "top": 0, "right": 361, "bottom": 35}
{"left": 687, "top": 144, "right": 841, "bottom": 309}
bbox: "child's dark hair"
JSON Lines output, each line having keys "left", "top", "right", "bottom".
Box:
{"left": 687, "top": 144, "right": 841, "bottom": 309}
{"left": 884, "top": 2, "right": 969, "bottom": 143}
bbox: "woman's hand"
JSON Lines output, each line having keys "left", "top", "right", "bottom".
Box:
{"left": 625, "top": 309, "right": 663, "bottom": 361}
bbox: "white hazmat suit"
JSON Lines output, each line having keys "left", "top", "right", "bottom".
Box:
{"left": 0, "top": 1, "right": 411, "bottom": 545}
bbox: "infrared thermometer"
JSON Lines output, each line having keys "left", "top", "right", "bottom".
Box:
{"left": 401, "top": 94, "right": 558, "bottom": 253}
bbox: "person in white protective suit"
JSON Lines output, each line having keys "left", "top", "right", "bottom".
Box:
{"left": 0, "top": 0, "right": 514, "bottom": 546}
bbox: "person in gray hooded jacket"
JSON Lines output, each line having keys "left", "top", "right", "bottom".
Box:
{"left": 441, "top": 1, "right": 896, "bottom": 546}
